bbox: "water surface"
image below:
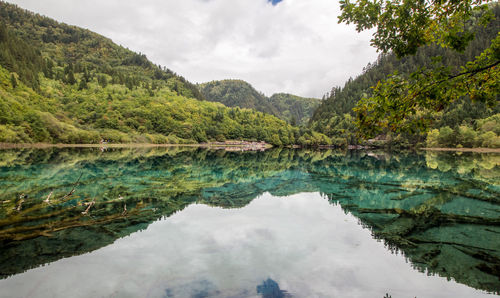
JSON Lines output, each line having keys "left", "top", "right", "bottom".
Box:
{"left": 0, "top": 148, "right": 498, "bottom": 297}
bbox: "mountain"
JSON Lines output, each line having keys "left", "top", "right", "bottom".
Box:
{"left": 198, "top": 79, "right": 320, "bottom": 125}
{"left": 268, "top": 93, "right": 320, "bottom": 126}
{"left": 0, "top": 1, "right": 302, "bottom": 146}
{"left": 309, "top": 4, "right": 500, "bottom": 148}
{"left": 198, "top": 80, "right": 278, "bottom": 115}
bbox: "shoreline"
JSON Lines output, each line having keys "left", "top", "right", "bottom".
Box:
{"left": 0, "top": 142, "right": 273, "bottom": 150}
{"left": 420, "top": 147, "right": 500, "bottom": 153}
{"left": 1, "top": 143, "right": 499, "bottom": 153}
{"left": 0, "top": 143, "right": 199, "bottom": 149}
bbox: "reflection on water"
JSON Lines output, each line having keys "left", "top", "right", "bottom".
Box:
{"left": 0, "top": 147, "right": 499, "bottom": 297}
{"left": 257, "top": 279, "right": 291, "bottom": 298}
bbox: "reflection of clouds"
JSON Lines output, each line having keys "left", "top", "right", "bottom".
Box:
{"left": 164, "top": 279, "right": 222, "bottom": 298}
{"left": 0, "top": 193, "right": 491, "bottom": 298}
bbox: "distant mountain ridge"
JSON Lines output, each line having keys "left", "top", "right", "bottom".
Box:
{"left": 198, "top": 79, "right": 320, "bottom": 125}
{"left": 198, "top": 80, "right": 278, "bottom": 115}
{"left": 268, "top": 93, "right": 321, "bottom": 126}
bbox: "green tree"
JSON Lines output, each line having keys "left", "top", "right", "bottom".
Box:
{"left": 339, "top": 0, "right": 499, "bottom": 139}
{"left": 10, "top": 73, "right": 17, "bottom": 88}
{"left": 426, "top": 129, "right": 440, "bottom": 147}
{"left": 458, "top": 125, "right": 477, "bottom": 147}
{"left": 339, "top": 0, "right": 494, "bottom": 57}
{"left": 78, "top": 78, "right": 88, "bottom": 90}
{"left": 269, "top": 134, "right": 282, "bottom": 146}
{"left": 83, "top": 68, "right": 91, "bottom": 82}
{"left": 42, "top": 59, "right": 54, "bottom": 79}
{"left": 437, "top": 126, "right": 456, "bottom": 147}
{"left": 478, "top": 131, "right": 499, "bottom": 147}
{"left": 98, "top": 75, "right": 107, "bottom": 88}
{"left": 66, "top": 69, "right": 76, "bottom": 85}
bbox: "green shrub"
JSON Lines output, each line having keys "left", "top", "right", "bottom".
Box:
{"left": 437, "top": 126, "right": 455, "bottom": 147}
{"left": 426, "top": 129, "right": 440, "bottom": 147}
{"left": 478, "top": 131, "right": 499, "bottom": 148}
{"left": 0, "top": 124, "right": 31, "bottom": 143}
{"left": 457, "top": 125, "right": 477, "bottom": 147}
{"left": 477, "top": 113, "right": 500, "bottom": 134}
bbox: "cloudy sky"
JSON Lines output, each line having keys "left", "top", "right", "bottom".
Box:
{"left": 6, "top": 0, "right": 378, "bottom": 98}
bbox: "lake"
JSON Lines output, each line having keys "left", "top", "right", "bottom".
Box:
{"left": 0, "top": 147, "right": 499, "bottom": 297}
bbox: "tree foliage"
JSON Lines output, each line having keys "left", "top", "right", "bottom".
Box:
{"left": 338, "top": 0, "right": 499, "bottom": 139}
{"left": 355, "top": 32, "right": 499, "bottom": 138}
{"left": 339, "top": 0, "right": 495, "bottom": 57}
{"left": 0, "top": 22, "right": 42, "bottom": 90}
{"left": 426, "top": 113, "right": 500, "bottom": 148}
{"left": 0, "top": 65, "right": 303, "bottom": 145}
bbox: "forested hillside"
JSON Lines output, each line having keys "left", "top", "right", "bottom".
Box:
{"left": 0, "top": 1, "right": 312, "bottom": 146}
{"left": 310, "top": 4, "right": 500, "bottom": 148}
{"left": 4, "top": 0, "right": 494, "bottom": 148}
{"left": 199, "top": 80, "right": 320, "bottom": 126}
{"left": 199, "top": 80, "right": 278, "bottom": 115}
{"left": 268, "top": 93, "right": 320, "bottom": 126}
{"left": 0, "top": 3, "right": 204, "bottom": 100}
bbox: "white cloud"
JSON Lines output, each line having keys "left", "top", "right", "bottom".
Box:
{"left": 6, "top": 0, "right": 378, "bottom": 98}
{"left": 0, "top": 193, "right": 486, "bottom": 297}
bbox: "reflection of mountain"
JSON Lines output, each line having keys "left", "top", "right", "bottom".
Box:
{"left": 257, "top": 278, "right": 291, "bottom": 298}
{"left": 0, "top": 148, "right": 499, "bottom": 293}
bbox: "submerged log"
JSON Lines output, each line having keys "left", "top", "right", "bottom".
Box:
{"left": 62, "top": 173, "right": 83, "bottom": 200}
{"left": 44, "top": 191, "right": 53, "bottom": 204}
{"left": 81, "top": 198, "right": 95, "bottom": 215}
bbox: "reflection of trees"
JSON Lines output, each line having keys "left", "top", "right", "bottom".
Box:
{"left": 308, "top": 152, "right": 500, "bottom": 294}
{"left": 0, "top": 147, "right": 312, "bottom": 278}
{"left": 425, "top": 152, "right": 500, "bottom": 183}
{"left": 0, "top": 148, "right": 499, "bottom": 293}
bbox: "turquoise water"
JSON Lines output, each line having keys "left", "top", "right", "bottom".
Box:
{"left": 0, "top": 147, "right": 499, "bottom": 297}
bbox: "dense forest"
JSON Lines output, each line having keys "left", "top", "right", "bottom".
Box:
{"left": 0, "top": 1, "right": 498, "bottom": 148}
{"left": 198, "top": 80, "right": 320, "bottom": 126}
{"left": 0, "top": 1, "right": 336, "bottom": 146}
{"left": 268, "top": 93, "right": 320, "bottom": 126}
{"left": 310, "top": 4, "right": 500, "bottom": 148}
{"left": 199, "top": 80, "right": 279, "bottom": 116}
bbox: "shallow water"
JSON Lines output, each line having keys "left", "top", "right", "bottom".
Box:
{"left": 0, "top": 148, "right": 499, "bottom": 297}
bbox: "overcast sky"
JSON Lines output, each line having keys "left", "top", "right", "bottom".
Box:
{"left": 6, "top": 0, "right": 378, "bottom": 98}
